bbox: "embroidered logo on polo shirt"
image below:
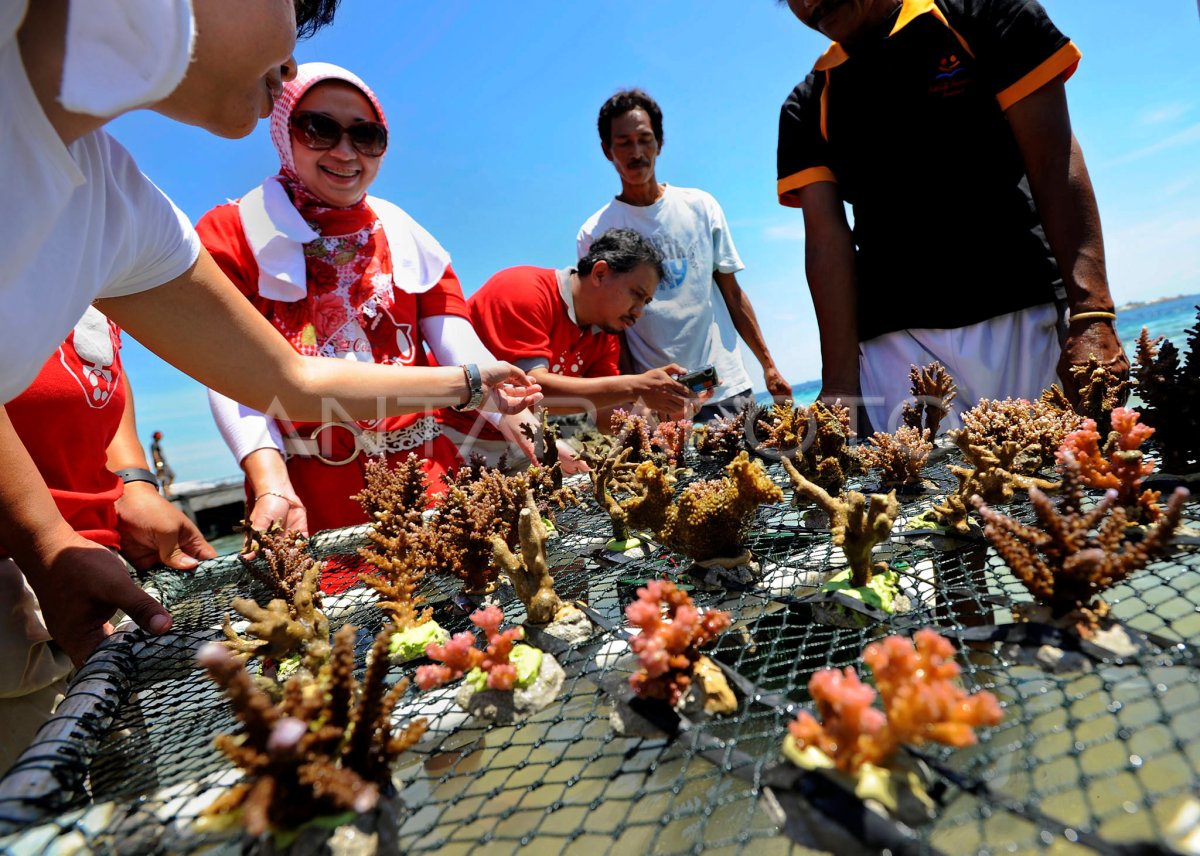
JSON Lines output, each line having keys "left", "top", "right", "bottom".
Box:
{"left": 928, "top": 54, "right": 973, "bottom": 98}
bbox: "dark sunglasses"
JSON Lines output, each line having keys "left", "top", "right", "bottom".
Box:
{"left": 289, "top": 111, "right": 388, "bottom": 157}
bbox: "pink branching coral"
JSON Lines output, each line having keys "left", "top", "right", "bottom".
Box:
{"left": 788, "top": 629, "right": 1002, "bottom": 773}
{"left": 901, "top": 362, "right": 957, "bottom": 438}
{"left": 693, "top": 409, "right": 748, "bottom": 462}
{"left": 651, "top": 419, "right": 692, "bottom": 466}
{"left": 972, "top": 454, "right": 1188, "bottom": 627}
{"left": 609, "top": 408, "right": 656, "bottom": 463}
{"left": 859, "top": 426, "right": 933, "bottom": 488}
{"left": 1057, "top": 406, "right": 1161, "bottom": 519}
{"left": 626, "top": 580, "right": 731, "bottom": 706}
{"left": 416, "top": 606, "right": 524, "bottom": 692}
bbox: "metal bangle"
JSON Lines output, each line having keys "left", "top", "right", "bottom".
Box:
{"left": 1068, "top": 311, "right": 1117, "bottom": 324}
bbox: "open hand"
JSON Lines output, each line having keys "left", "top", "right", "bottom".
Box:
{"left": 480, "top": 362, "right": 543, "bottom": 414}
{"left": 29, "top": 526, "right": 175, "bottom": 667}
{"left": 115, "top": 481, "right": 217, "bottom": 571}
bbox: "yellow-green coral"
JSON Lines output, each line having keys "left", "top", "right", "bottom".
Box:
{"left": 621, "top": 461, "right": 676, "bottom": 534}
{"left": 660, "top": 452, "right": 784, "bottom": 561}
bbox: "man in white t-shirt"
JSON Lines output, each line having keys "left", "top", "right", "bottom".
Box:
{"left": 577, "top": 88, "right": 792, "bottom": 421}
{"left": 1, "top": 0, "right": 541, "bottom": 672}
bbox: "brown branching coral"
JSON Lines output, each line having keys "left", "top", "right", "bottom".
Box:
{"left": 352, "top": 454, "right": 429, "bottom": 540}
{"left": 775, "top": 401, "right": 858, "bottom": 496}
{"left": 199, "top": 625, "right": 427, "bottom": 836}
{"left": 972, "top": 455, "right": 1188, "bottom": 627}
{"left": 223, "top": 556, "right": 330, "bottom": 674}
{"left": 901, "top": 362, "right": 957, "bottom": 438}
{"left": 1133, "top": 320, "right": 1200, "bottom": 473}
{"left": 418, "top": 467, "right": 530, "bottom": 593}
{"left": 592, "top": 447, "right": 637, "bottom": 543}
{"left": 492, "top": 491, "right": 563, "bottom": 625}
{"left": 241, "top": 523, "right": 321, "bottom": 606}
{"left": 959, "top": 397, "right": 1082, "bottom": 475}
{"left": 859, "top": 426, "right": 933, "bottom": 488}
{"left": 753, "top": 400, "right": 807, "bottom": 451}
{"left": 928, "top": 431, "right": 1060, "bottom": 533}
{"left": 659, "top": 452, "right": 784, "bottom": 561}
{"left": 1070, "top": 355, "right": 1132, "bottom": 433}
{"left": 783, "top": 457, "right": 899, "bottom": 587}
{"left": 357, "top": 528, "right": 431, "bottom": 631}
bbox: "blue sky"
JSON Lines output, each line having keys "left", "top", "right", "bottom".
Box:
{"left": 110, "top": 0, "right": 1200, "bottom": 482}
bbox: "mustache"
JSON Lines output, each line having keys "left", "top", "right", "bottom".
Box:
{"left": 627, "top": 159, "right": 650, "bottom": 169}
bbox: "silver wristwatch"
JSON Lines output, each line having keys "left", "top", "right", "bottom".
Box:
{"left": 453, "top": 363, "right": 484, "bottom": 411}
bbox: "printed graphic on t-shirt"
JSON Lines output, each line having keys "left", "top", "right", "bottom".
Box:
{"left": 929, "top": 53, "right": 974, "bottom": 97}
{"left": 58, "top": 309, "right": 121, "bottom": 408}
{"left": 650, "top": 234, "right": 696, "bottom": 291}
{"left": 550, "top": 349, "right": 586, "bottom": 376}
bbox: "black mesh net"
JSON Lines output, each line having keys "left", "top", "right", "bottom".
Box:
{"left": 0, "top": 447, "right": 1197, "bottom": 855}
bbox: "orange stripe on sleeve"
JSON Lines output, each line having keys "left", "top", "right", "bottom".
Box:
{"left": 777, "top": 167, "right": 837, "bottom": 207}
{"left": 996, "top": 42, "right": 1082, "bottom": 111}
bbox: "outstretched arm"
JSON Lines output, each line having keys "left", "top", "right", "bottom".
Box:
{"left": 796, "top": 181, "right": 860, "bottom": 403}
{"left": 714, "top": 271, "right": 791, "bottom": 399}
{"left": 1006, "top": 79, "right": 1128, "bottom": 399}
{"left": 96, "top": 250, "right": 542, "bottom": 420}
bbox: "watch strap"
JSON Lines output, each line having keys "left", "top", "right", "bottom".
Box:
{"left": 115, "top": 467, "right": 160, "bottom": 489}
{"left": 453, "top": 363, "right": 485, "bottom": 411}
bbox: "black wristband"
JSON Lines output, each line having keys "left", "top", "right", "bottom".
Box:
{"left": 115, "top": 467, "right": 160, "bottom": 489}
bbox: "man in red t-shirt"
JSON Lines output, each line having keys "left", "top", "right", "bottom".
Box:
{"left": 442, "top": 229, "right": 699, "bottom": 463}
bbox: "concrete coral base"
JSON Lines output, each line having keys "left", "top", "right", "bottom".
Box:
{"left": 455, "top": 652, "right": 565, "bottom": 725}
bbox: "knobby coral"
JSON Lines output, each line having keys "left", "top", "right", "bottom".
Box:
{"left": 199, "top": 625, "right": 426, "bottom": 836}
{"left": 783, "top": 457, "right": 899, "bottom": 586}
{"left": 1057, "top": 406, "right": 1161, "bottom": 520}
{"left": 416, "top": 605, "right": 524, "bottom": 692}
{"left": 223, "top": 554, "right": 330, "bottom": 674}
{"left": 788, "top": 629, "right": 1002, "bottom": 773}
{"left": 626, "top": 580, "right": 731, "bottom": 707}
{"left": 928, "top": 431, "right": 1060, "bottom": 533}
{"left": 901, "top": 362, "right": 958, "bottom": 438}
{"left": 859, "top": 426, "right": 933, "bottom": 488}
{"left": 621, "top": 460, "right": 677, "bottom": 534}
{"left": 492, "top": 491, "right": 563, "bottom": 625}
{"left": 775, "top": 401, "right": 858, "bottom": 495}
{"left": 973, "top": 454, "right": 1188, "bottom": 626}
{"left": 659, "top": 452, "right": 784, "bottom": 561}
{"left": 958, "top": 397, "right": 1081, "bottom": 475}
{"left": 1133, "top": 319, "right": 1200, "bottom": 473}
{"left": 1070, "top": 355, "right": 1132, "bottom": 433}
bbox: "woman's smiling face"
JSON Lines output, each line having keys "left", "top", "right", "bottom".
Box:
{"left": 290, "top": 81, "right": 383, "bottom": 207}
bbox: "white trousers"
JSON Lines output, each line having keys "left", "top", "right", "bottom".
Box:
{"left": 858, "top": 303, "right": 1063, "bottom": 434}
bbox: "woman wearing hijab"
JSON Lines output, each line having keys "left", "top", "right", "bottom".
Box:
{"left": 197, "top": 62, "right": 527, "bottom": 539}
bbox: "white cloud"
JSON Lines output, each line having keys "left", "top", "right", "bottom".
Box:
{"left": 1107, "top": 121, "right": 1200, "bottom": 167}
{"left": 1105, "top": 212, "right": 1200, "bottom": 305}
{"left": 1138, "top": 102, "right": 1191, "bottom": 127}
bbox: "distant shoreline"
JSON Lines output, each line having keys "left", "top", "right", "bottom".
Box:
{"left": 1116, "top": 292, "right": 1199, "bottom": 313}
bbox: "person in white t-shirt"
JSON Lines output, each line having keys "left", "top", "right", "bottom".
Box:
{"left": 577, "top": 88, "right": 792, "bottom": 421}
{"left": 1, "top": 0, "right": 541, "bottom": 669}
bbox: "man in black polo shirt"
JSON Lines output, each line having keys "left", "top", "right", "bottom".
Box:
{"left": 775, "top": 0, "right": 1127, "bottom": 432}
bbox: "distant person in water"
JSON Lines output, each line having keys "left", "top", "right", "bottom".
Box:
{"left": 197, "top": 62, "right": 544, "bottom": 539}
{"left": 772, "top": 0, "right": 1128, "bottom": 431}
{"left": 149, "top": 431, "right": 175, "bottom": 497}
